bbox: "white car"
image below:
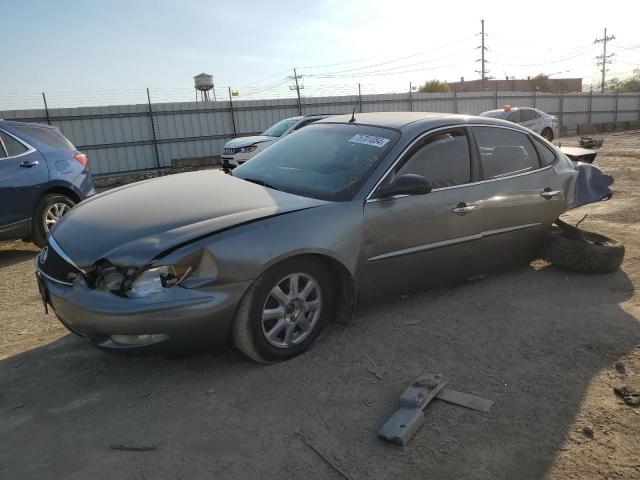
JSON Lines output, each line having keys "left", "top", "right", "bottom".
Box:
{"left": 221, "top": 114, "right": 332, "bottom": 170}
{"left": 479, "top": 106, "right": 559, "bottom": 141}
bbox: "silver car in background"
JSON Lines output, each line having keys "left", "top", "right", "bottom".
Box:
{"left": 221, "top": 114, "right": 332, "bottom": 170}
{"left": 36, "top": 112, "right": 612, "bottom": 362}
{"left": 480, "top": 107, "right": 559, "bottom": 141}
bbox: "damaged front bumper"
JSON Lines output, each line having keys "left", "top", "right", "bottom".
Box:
{"left": 36, "top": 260, "right": 251, "bottom": 354}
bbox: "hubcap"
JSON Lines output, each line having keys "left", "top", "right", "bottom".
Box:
{"left": 261, "top": 273, "right": 322, "bottom": 348}
{"left": 44, "top": 202, "right": 71, "bottom": 232}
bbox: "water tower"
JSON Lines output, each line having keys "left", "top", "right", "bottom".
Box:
{"left": 194, "top": 73, "right": 216, "bottom": 102}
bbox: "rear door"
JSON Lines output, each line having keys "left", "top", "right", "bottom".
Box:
{"left": 359, "top": 127, "right": 485, "bottom": 301}
{"left": 0, "top": 129, "right": 48, "bottom": 240}
{"left": 520, "top": 109, "right": 543, "bottom": 134}
{"left": 470, "top": 125, "right": 566, "bottom": 273}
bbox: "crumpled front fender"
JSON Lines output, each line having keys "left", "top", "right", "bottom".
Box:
{"left": 570, "top": 162, "right": 614, "bottom": 209}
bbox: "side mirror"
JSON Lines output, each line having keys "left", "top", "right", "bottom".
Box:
{"left": 377, "top": 173, "right": 432, "bottom": 198}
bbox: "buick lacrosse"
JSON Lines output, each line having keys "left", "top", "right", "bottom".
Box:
{"left": 36, "top": 112, "right": 612, "bottom": 362}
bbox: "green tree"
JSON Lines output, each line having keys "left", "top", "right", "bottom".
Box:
{"left": 529, "top": 73, "right": 552, "bottom": 92}
{"left": 417, "top": 80, "right": 451, "bottom": 93}
{"left": 619, "top": 70, "right": 640, "bottom": 92}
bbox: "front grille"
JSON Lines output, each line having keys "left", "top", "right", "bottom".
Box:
{"left": 37, "top": 241, "right": 81, "bottom": 284}
{"left": 224, "top": 147, "right": 240, "bottom": 155}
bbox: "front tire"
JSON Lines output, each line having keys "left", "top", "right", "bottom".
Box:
{"left": 542, "top": 128, "right": 554, "bottom": 142}
{"left": 32, "top": 194, "right": 76, "bottom": 247}
{"left": 232, "top": 258, "right": 336, "bottom": 363}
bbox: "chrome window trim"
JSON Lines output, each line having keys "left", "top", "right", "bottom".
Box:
{"left": 49, "top": 235, "right": 86, "bottom": 274}
{"left": 0, "top": 128, "right": 38, "bottom": 160}
{"left": 365, "top": 123, "right": 553, "bottom": 203}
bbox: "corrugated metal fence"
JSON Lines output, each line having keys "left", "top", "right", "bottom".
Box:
{"left": 2, "top": 90, "right": 639, "bottom": 175}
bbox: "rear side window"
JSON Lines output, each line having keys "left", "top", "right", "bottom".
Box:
{"left": 521, "top": 109, "right": 540, "bottom": 122}
{"left": 15, "top": 125, "right": 75, "bottom": 150}
{"left": 0, "top": 131, "right": 29, "bottom": 157}
{"left": 532, "top": 137, "right": 557, "bottom": 166}
{"left": 473, "top": 126, "right": 540, "bottom": 179}
{"left": 506, "top": 110, "right": 521, "bottom": 123}
{"left": 397, "top": 129, "right": 471, "bottom": 189}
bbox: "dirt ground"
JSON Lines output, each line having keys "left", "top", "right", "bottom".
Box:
{"left": 1, "top": 132, "right": 639, "bottom": 479}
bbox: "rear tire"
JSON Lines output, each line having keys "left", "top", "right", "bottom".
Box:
{"left": 32, "top": 194, "right": 76, "bottom": 247}
{"left": 232, "top": 258, "right": 336, "bottom": 363}
{"left": 542, "top": 225, "right": 624, "bottom": 273}
{"left": 542, "top": 128, "right": 554, "bottom": 142}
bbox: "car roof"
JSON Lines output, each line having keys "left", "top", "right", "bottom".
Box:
{"left": 316, "top": 111, "right": 455, "bottom": 129}
{"left": 0, "top": 119, "right": 58, "bottom": 130}
{"left": 316, "top": 111, "right": 539, "bottom": 137}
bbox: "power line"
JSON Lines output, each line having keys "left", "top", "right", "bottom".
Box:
{"left": 594, "top": 27, "right": 616, "bottom": 92}
{"left": 300, "top": 37, "right": 474, "bottom": 77}
{"left": 490, "top": 46, "right": 596, "bottom": 67}
{"left": 314, "top": 61, "right": 476, "bottom": 79}
{"left": 310, "top": 50, "right": 471, "bottom": 78}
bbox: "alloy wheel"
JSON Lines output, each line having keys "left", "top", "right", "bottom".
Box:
{"left": 44, "top": 202, "right": 71, "bottom": 232}
{"left": 261, "top": 273, "right": 322, "bottom": 348}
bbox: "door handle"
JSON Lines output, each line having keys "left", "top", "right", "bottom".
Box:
{"left": 540, "top": 189, "right": 560, "bottom": 199}
{"left": 20, "top": 160, "right": 39, "bottom": 168}
{"left": 452, "top": 202, "right": 477, "bottom": 214}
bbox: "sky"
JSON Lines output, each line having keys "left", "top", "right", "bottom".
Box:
{"left": 1, "top": 0, "right": 639, "bottom": 109}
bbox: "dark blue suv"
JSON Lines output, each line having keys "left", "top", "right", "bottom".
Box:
{"left": 0, "top": 120, "right": 95, "bottom": 247}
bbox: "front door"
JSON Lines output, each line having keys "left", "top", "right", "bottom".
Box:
{"left": 0, "top": 129, "right": 48, "bottom": 240}
{"left": 359, "top": 127, "right": 484, "bottom": 302}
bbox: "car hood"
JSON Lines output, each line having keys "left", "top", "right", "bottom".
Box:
{"left": 224, "top": 135, "right": 277, "bottom": 148}
{"left": 51, "top": 171, "right": 329, "bottom": 269}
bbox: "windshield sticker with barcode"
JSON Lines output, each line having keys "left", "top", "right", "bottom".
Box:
{"left": 348, "top": 134, "right": 390, "bottom": 148}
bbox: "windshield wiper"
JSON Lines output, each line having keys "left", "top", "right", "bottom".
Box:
{"left": 242, "top": 177, "right": 281, "bottom": 191}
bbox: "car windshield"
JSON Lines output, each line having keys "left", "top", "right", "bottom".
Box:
{"left": 233, "top": 123, "right": 399, "bottom": 201}
{"left": 479, "top": 110, "right": 509, "bottom": 119}
{"left": 262, "top": 118, "right": 299, "bottom": 137}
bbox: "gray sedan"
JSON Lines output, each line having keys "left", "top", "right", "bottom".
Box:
{"left": 36, "top": 112, "right": 611, "bottom": 362}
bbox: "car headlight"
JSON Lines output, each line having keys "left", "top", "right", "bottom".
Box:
{"left": 128, "top": 265, "right": 192, "bottom": 298}
{"left": 239, "top": 145, "right": 257, "bottom": 153}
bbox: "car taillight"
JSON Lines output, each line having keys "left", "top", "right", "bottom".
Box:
{"left": 73, "top": 152, "right": 88, "bottom": 169}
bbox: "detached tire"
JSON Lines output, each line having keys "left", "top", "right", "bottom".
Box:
{"left": 543, "top": 225, "right": 624, "bottom": 273}
{"left": 232, "top": 257, "right": 336, "bottom": 363}
{"left": 32, "top": 194, "right": 76, "bottom": 247}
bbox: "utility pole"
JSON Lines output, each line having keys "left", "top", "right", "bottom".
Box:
{"left": 594, "top": 27, "right": 615, "bottom": 92}
{"left": 289, "top": 68, "right": 303, "bottom": 115}
{"left": 476, "top": 19, "right": 489, "bottom": 89}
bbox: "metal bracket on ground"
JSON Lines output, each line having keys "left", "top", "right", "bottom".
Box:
{"left": 378, "top": 372, "right": 494, "bottom": 446}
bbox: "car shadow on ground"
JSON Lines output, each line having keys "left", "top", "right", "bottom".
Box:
{"left": 0, "top": 262, "right": 638, "bottom": 479}
{"left": 0, "top": 245, "right": 38, "bottom": 269}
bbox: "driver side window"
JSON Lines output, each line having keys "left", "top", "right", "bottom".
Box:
{"left": 397, "top": 129, "right": 471, "bottom": 189}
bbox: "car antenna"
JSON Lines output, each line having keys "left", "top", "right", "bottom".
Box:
{"left": 349, "top": 107, "right": 356, "bottom": 123}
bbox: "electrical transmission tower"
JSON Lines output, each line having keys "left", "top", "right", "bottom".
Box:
{"left": 594, "top": 27, "right": 615, "bottom": 92}
{"left": 476, "top": 19, "right": 489, "bottom": 87}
